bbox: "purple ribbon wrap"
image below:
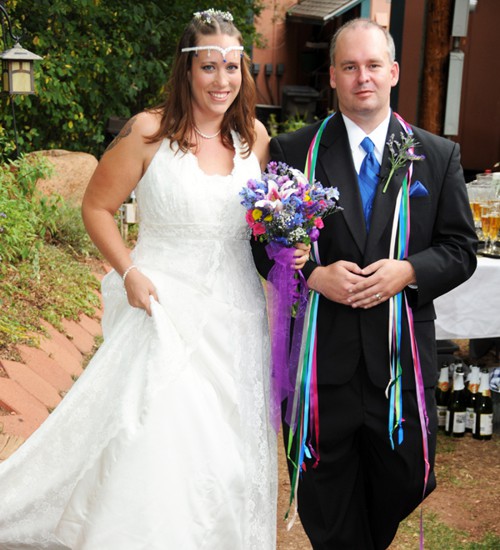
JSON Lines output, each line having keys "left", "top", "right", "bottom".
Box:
{"left": 266, "top": 242, "right": 309, "bottom": 432}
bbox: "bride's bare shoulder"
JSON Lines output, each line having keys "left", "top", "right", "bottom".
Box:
{"left": 128, "top": 110, "right": 163, "bottom": 139}
{"left": 103, "top": 110, "right": 163, "bottom": 158}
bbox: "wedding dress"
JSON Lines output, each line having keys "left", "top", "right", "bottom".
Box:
{"left": 0, "top": 133, "right": 277, "bottom": 549}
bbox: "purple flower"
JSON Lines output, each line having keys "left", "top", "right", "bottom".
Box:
{"left": 309, "top": 227, "right": 320, "bottom": 242}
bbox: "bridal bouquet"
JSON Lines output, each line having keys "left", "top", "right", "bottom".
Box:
{"left": 240, "top": 161, "right": 341, "bottom": 432}
{"left": 240, "top": 161, "right": 340, "bottom": 246}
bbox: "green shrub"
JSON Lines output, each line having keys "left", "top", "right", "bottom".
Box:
{"left": 0, "top": 153, "right": 56, "bottom": 265}
{"left": 267, "top": 113, "right": 309, "bottom": 138}
{"left": 50, "top": 201, "right": 99, "bottom": 258}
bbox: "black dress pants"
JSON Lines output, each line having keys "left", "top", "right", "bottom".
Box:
{"left": 283, "top": 360, "right": 437, "bottom": 550}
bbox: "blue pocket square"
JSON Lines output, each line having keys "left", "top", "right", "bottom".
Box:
{"left": 409, "top": 180, "right": 429, "bottom": 198}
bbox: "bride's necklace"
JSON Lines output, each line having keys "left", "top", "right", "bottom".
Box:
{"left": 194, "top": 126, "right": 221, "bottom": 140}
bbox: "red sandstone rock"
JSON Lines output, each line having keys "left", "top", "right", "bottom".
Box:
{"left": 34, "top": 150, "right": 98, "bottom": 206}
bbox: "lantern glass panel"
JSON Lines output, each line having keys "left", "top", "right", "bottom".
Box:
{"left": 11, "top": 69, "right": 32, "bottom": 93}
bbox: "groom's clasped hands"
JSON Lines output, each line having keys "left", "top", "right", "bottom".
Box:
{"left": 307, "top": 258, "right": 417, "bottom": 309}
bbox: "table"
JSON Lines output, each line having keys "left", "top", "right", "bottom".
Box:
{"left": 434, "top": 256, "right": 500, "bottom": 340}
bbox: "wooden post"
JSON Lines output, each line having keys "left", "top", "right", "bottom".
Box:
{"left": 418, "top": 0, "right": 454, "bottom": 135}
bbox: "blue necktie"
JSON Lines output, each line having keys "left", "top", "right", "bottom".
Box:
{"left": 358, "top": 137, "right": 381, "bottom": 231}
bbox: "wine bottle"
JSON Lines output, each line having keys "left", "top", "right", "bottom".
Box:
{"left": 466, "top": 365, "right": 480, "bottom": 433}
{"left": 436, "top": 361, "right": 450, "bottom": 430}
{"left": 473, "top": 367, "right": 493, "bottom": 441}
{"left": 445, "top": 363, "right": 466, "bottom": 437}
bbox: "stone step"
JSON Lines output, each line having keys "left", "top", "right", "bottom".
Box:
{"left": 1, "top": 360, "right": 62, "bottom": 409}
{"left": 0, "top": 263, "right": 108, "bottom": 442}
{"left": 0, "top": 378, "right": 49, "bottom": 438}
{"left": 33, "top": 327, "right": 84, "bottom": 378}
{"left": 79, "top": 313, "right": 102, "bottom": 338}
{"left": 62, "top": 318, "right": 96, "bottom": 355}
{"left": 16, "top": 344, "right": 74, "bottom": 393}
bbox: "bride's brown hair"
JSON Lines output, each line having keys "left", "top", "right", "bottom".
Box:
{"left": 147, "top": 12, "right": 256, "bottom": 157}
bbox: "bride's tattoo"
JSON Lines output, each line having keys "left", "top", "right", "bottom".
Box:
{"left": 104, "top": 116, "right": 136, "bottom": 153}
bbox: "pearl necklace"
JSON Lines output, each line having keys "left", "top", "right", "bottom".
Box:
{"left": 194, "top": 126, "right": 221, "bottom": 140}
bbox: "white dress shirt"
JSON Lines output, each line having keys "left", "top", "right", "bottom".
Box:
{"left": 342, "top": 111, "right": 391, "bottom": 174}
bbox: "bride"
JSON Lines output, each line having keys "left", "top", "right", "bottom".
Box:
{"left": 0, "top": 9, "right": 309, "bottom": 549}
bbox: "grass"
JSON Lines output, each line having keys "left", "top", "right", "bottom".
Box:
{"left": 395, "top": 511, "right": 500, "bottom": 549}
{"left": 390, "top": 431, "right": 500, "bottom": 549}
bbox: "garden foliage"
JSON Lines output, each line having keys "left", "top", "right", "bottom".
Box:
{"left": 0, "top": 152, "right": 101, "bottom": 349}
{"left": 0, "top": 0, "right": 262, "bottom": 160}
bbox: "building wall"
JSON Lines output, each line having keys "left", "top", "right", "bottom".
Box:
{"left": 395, "top": 0, "right": 426, "bottom": 125}
{"left": 457, "top": 0, "right": 500, "bottom": 173}
{"left": 395, "top": 0, "right": 500, "bottom": 174}
{"left": 252, "top": 1, "right": 294, "bottom": 108}
{"left": 371, "top": 0, "right": 391, "bottom": 26}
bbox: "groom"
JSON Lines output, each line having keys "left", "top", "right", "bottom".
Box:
{"left": 253, "top": 18, "right": 477, "bottom": 550}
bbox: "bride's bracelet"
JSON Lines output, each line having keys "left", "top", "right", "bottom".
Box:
{"left": 122, "top": 264, "right": 138, "bottom": 284}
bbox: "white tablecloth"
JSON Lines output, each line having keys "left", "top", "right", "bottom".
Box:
{"left": 434, "top": 257, "right": 500, "bottom": 340}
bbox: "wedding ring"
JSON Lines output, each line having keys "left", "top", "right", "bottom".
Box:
{"left": 375, "top": 293, "right": 381, "bottom": 301}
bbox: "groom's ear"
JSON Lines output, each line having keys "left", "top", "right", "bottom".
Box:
{"left": 329, "top": 65, "right": 337, "bottom": 90}
{"left": 390, "top": 61, "right": 400, "bottom": 88}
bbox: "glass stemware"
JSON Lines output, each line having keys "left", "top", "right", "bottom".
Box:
{"left": 467, "top": 183, "right": 481, "bottom": 233}
{"left": 480, "top": 203, "right": 492, "bottom": 251}
{"left": 487, "top": 200, "right": 500, "bottom": 255}
{"left": 468, "top": 183, "right": 496, "bottom": 241}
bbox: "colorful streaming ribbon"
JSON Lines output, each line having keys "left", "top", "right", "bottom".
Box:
{"left": 284, "top": 113, "right": 334, "bottom": 526}
{"left": 388, "top": 112, "right": 430, "bottom": 550}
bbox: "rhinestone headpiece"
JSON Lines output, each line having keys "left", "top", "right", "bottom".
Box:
{"left": 193, "top": 9, "right": 234, "bottom": 24}
{"left": 181, "top": 44, "right": 244, "bottom": 63}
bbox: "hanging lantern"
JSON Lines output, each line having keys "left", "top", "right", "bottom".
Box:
{"left": 1, "top": 42, "right": 42, "bottom": 94}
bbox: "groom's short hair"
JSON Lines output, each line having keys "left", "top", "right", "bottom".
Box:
{"left": 329, "top": 18, "right": 396, "bottom": 67}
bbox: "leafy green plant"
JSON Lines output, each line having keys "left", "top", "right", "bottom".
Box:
{"left": 50, "top": 201, "right": 99, "bottom": 258}
{"left": 0, "top": 153, "right": 55, "bottom": 265}
{"left": 281, "top": 113, "right": 309, "bottom": 134}
{"left": 0, "top": 150, "right": 102, "bottom": 353}
{"left": 267, "top": 112, "right": 308, "bottom": 137}
{"left": 0, "top": 124, "right": 17, "bottom": 159}
{"left": 0, "top": 1, "right": 263, "bottom": 160}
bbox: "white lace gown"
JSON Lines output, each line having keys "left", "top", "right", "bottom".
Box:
{"left": 0, "top": 134, "right": 277, "bottom": 550}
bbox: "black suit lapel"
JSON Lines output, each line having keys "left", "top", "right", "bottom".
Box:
{"left": 317, "top": 115, "right": 367, "bottom": 255}
{"left": 366, "top": 114, "right": 410, "bottom": 255}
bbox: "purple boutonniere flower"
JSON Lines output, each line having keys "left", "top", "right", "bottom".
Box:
{"left": 382, "top": 132, "right": 425, "bottom": 193}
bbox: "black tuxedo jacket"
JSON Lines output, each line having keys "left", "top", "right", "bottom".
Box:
{"left": 252, "top": 113, "right": 477, "bottom": 390}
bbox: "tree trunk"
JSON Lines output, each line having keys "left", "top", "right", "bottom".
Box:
{"left": 418, "top": 0, "right": 454, "bottom": 135}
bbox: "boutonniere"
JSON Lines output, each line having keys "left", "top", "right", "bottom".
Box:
{"left": 382, "top": 132, "right": 425, "bottom": 193}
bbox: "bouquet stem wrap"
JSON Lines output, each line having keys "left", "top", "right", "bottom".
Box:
{"left": 265, "top": 242, "right": 308, "bottom": 432}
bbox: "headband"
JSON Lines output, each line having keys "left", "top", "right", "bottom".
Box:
{"left": 181, "top": 45, "right": 244, "bottom": 63}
